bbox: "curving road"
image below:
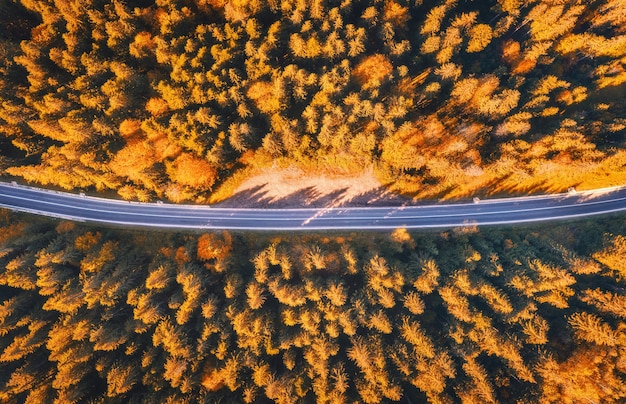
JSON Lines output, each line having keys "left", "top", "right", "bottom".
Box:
{"left": 1, "top": 181, "right": 626, "bottom": 230}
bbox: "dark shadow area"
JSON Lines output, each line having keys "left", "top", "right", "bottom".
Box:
{"left": 0, "top": 1, "right": 40, "bottom": 41}
{"left": 212, "top": 184, "right": 273, "bottom": 207}
{"left": 274, "top": 187, "right": 347, "bottom": 208}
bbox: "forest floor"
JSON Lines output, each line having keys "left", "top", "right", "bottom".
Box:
{"left": 215, "top": 165, "right": 410, "bottom": 208}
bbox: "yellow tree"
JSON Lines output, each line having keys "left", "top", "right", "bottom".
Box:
{"left": 467, "top": 24, "right": 492, "bottom": 52}
{"left": 106, "top": 363, "right": 138, "bottom": 397}
{"left": 536, "top": 347, "right": 626, "bottom": 403}
{"left": 593, "top": 235, "right": 626, "bottom": 279}
{"left": 246, "top": 282, "right": 267, "bottom": 310}
{"left": 166, "top": 153, "right": 217, "bottom": 190}
{"left": 569, "top": 312, "right": 619, "bottom": 346}
{"left": 353, "top": 54, "right": 393, "bottom": 89}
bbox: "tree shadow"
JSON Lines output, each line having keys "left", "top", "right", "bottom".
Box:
{"left": 274, "top": 187, "right": 344, "bottom": 208}
{"left": 215, "top": 182, "right": 412, "bottom": 208}
{"left": 212, "top": 184, "right": 273, "bottom": 207}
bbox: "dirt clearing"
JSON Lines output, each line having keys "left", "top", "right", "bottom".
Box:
{"left": 215, "top": 165, "right": 408, "bottom": 208}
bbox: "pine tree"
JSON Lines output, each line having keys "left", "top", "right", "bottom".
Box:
{"left": 467, "top": 24, "right": 493, "bottom": 53}
{"left": 0, "top": 319, "right": 47, "bottom": 362}
{"left": 569, "top": 312, "right": 618, "bottom": 346}
{"left": 401, "top": 317, "right": 435, "bottom": 358}
{"left": 593, "top": 235, "right": 626, "bottom": 278}
{"left": 153, "top": 319, "right": 191, "bottom": 359}
{"left": 246, "top": 282, "right": 267, "bottom": 310}
{"left": 106, "top": 362, "right": 138, "bottom": 397}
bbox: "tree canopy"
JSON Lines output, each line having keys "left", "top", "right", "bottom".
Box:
{"left": 0, "top": 0, "right": 625, "bottom": 202}
{"left": 0, "top": 210, "right": 625, "bottom": 402}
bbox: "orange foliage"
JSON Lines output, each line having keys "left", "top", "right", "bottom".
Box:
{"left": 159, "top": 247, "right": 173, "bottom": 257}
{"left": 556, "top": 90, "right": 573, "bottom": 105}
{"left": 238, "top": 150, "right": 256, "bottom": 165}
{"left": 27, "top": 120, "right": 67, "bottom": 142}
{"left": 165, "top": 183, "right": 193, "bottom": 203}
{"left": 201, "top": 369, "right": 224, "bottom": 392}
{"left": 593, "top": 235, "right": 626, "bottom": 278}
{"left": 175, "top": 246, "right": 190, "bottom": 266}
{"left": 55, "top": 221, "right": 75, "bottom": 234}
{"left": 467, "top": 24, "right": 493, "bottom": 53}
{"left": 513, "top": 58, "right": 537, "bottom": 75}
{"left": 119, "top": 119, "right": 142, "bottom": 139}
{"left": 110, "top": 140, "right": 157, "bottom": 185}
{"left": 134, "top": 31, "right": 154, "bottom": 48}
{"left": 502, "top": 40, "right": 520, "bottom": 64}
{"left": 203, "top": 0, "right": 260, "bottom": 21}
{"left": 74, "top": 231, "right": 101, "bottom": 251}
{"left": 166, "top": 153, "right": 217, "bottom": 189}
{"left": 152, "top": 135, "right": 181, "bottom": 161}
{"left": 146, "top": 97, "right": 169, "bottom": 116}
{"left": 130, "top": 31, "right": 155, "bottom": 56}
{"left": 384, "top": 2, "right": 409, "bottom": 27}
{"left": 197, "top": 232, "right": 232, "bottom": 261}
{"left": 353, "top": 54, "right": 393, "bottom": 88}
{"left": 0, "top": 223, "right": 25, "bottom": 245}
{"left": 537, "top": 346, "right": 626, "bottom": 403}
{"left": 247, "top": 81, "right": 282, "bottom": 114}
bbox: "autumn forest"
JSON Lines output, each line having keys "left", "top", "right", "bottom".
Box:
{"left": 0, "top": 0, "right": 625, "bottom": 200}
{"left": 1, "top": 212, "right": 626, "bottom": 403}
{"left": 1, "top": 0, "right": 626, "bottom": 402}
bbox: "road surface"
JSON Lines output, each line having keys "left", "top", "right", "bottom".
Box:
{"left": 1, "top": 181, "right": 625, "bottom": 230}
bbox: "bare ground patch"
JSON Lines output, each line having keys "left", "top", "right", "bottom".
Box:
{"left": 215, "top": 165, "right": 409, "bottom": 208}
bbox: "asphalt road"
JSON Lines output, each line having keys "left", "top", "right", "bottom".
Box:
{"left": 1, "top": 181, "right": 626, "bottom": 230}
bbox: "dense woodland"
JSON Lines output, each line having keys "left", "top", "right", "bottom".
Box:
{"left": 2, "top": 1, "right": 626, "bottom": 403}
{"left": 0, "top": 0, "right": 625, "bottom": 202}
{"left": 0, "top": 209, "right": 625, "bottom": 402}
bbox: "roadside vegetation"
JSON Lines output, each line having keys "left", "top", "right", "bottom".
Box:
{"left": 0, "top": 0, "right": 625, "bottom": 203}
{"left": 1, "top": 210, "right": 625, "bottom": 402}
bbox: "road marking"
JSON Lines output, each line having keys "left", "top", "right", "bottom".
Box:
{"left": 1, "top": 182, "right": 626, "bottom": 230}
